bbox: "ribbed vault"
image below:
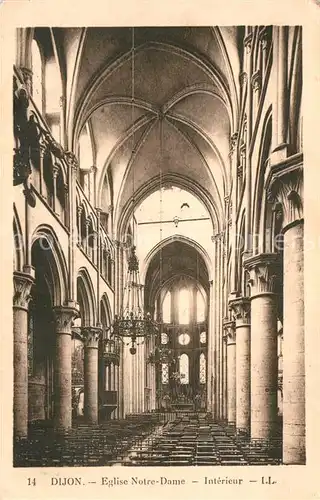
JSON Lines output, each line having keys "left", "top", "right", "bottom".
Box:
{"left": 67, "top": 27, "right": 240, "bottom": 234}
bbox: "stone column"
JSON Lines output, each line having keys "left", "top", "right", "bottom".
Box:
{"left": 13, "top": 266, "right": 35, "bottom": 439}
{"left": 222, "top": 329, "right": 228, "bottom": 421}
{"left": 244, "top": 33, "right": 253, "bottom": 250}
{"left": 83, "top": 326, "right": 102, "bottom": 425}
{"left": 229, "top": 297, "right": 251, "bottom": 435}
{"left": 277, "top": 26, "right": 288, "bottom": 147}
{"left": 52, "top": 163, "right": 59, "bottom": 214}
{"left": 65, "top": 152, "right": 78, "bottom": 300}
{"left": 244, "top": 253, "right": 280, "bottom": 441}
{"left": 229, "top": 133, "right": 239, "bottom": 294}
{"left": 271, "top": 26, "right": 289, "bottom": 162}
{"left": 224, "top": 321, "right": 236, "bottom": 425}
{"left": 268, "top": 162, "right": 304, "bottom": 464}
{"left": 53, "top": 303, "right": 79, "bottom": 432}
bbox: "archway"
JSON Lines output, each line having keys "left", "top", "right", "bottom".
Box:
{"left": 144, "top": 239, "right": 210, "bottom": 413}
{"left": 28, "top": 234, "right": 64, "bottom": 424}
{"left": 71, "top": 268, "right": 97, "bottom": 419}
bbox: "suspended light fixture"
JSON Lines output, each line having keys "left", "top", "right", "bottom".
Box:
{"left": 112, "top": 246, "right": 157, "bottom": 355}
{"left": 110, "top": 28, "right": 158, "bottom": 354}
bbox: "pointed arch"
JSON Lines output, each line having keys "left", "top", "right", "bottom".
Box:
{"left": 141, "top": 234, "right": 212, "bottom": 282}
{"left": 100, "top": 292, "right": 112, "bottom": 327}
{"left": 252, "top": 106, "right": 272, "bottom": 255}
{"left": 13, "top": 204, "right": 24, "bottom": 272}
{"left": 31, "top": 225, "right": 68, "bottom": 306}
{"left": 77, "top": 267, "right": 96, "bottom": 326}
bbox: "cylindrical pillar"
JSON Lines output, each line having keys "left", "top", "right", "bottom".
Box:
{"left": 222, "top": 329, "right": 228, "bottom": 421}
{"left": 244, "top": 32, "right": 253, "bottom": 251}
{"left": 13, "top": 267, "right": 35, "bottom": 439}
{"left": 283, "top": 222, "right": 304, "bottom": 463}
{"left": 245, "top": 254, "right": 280, "bottom": 441}
{"left": 268, "top": 163, "right": 304, "bottom": 463}
{"left": 206, "top": 279, "right": 214, "bottom": 414}
{"left": 224, "top": 321, "right": 236, "bottom": 425}
{"left": 65, "top": 152, "right": 79, "bottom": 300}
{"left": 53, "top": 303, "right": 79, "bottom": 432}
{"left": 230, "top": 297, "right": 251, "bottom": 435}
{"left": 229, "top": 133, "right": 239, "bottom": 294}
{"left": 83, "top": 326, "right": 102, "bottom": 425}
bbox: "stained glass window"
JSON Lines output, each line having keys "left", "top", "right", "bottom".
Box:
{"left": 197, "top": 289, "right": 205, "bottom": 322}
{"left": 162, "top": 291, "right": 171, "bottom": 323}
{"left": 178, "top": 333, "right": 190, "bottom": 345}
{"left": 179, "top": 353, "right": 189, "bottom": 384}
{"left": 161, "top": 363, "right": 169, "bottom": 384}
{"left": 178, "top": 288, "right": 190, "bottom": 324}
{"left": 161, "top": 332, "right": 168, "bottom": 344}
{"left": 200, "top": 331, "right": 206, "bottom": 344}
{"left": 200, "top": 353, "right": 206, "bottom": 384}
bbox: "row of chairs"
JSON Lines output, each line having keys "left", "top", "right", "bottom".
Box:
{"left": 14, "top": 414, "right": 282, "bottom": 467}
{"left": 14, "top": 416, "right": 161, "bottom": 467}
{"left": 124, "top": 416, "right": 281, "bottom": 466}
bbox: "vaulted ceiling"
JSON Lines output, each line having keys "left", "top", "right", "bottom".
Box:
{"left": 62, "top": 27, "right": 242, "bottom": 232}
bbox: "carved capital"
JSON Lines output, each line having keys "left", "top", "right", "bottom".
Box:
{"left": 229, "top": 132, "right": 239, "bottom": 156}
{"left": 251, "top": 70, "right": 262, "bottom": 92}
{"left": 53, "top": 163, "right": 60, "bottom": 178}
{"left": 82, "top": 326, "right": 103, "bottom": 349}
{"left": 223, "top": 320, "right": 236, "bottom": 345}
{"left": 259, "top": 27, "right": 269, "bottom": 50}
{"left": 229, "top": 297, "right": 251, "bottom": 325}
{"left": 237, "top": 164, "right": 243, "bottom": 179}
{"left": 39, "top": 142, "right": 47, "bottom": 158}
{"left": 13, "top": 267, "right": 35, "bottom": 310}
{"left": 53, "top": 305, "right": 79, "bottom": 335}
{"left": 19, "top": 67, "right": 33, "bottom": 94}
{"left": 267, "top": 161, "right": 303, "bottom": 231}
{"left": 65, "top": 151, "right": 79, "bottom": 171}
{"left": 59, "top": 95, "right": 66, "bottom": 109}
{"left": 244, "top": 253, "right": 281, "bottom": 296}
{"left": 244, "top": 33, "right": 253, "bottom": 53}
{"left": 211, "top": 232, "right": 223, "bottom": 244}
{"left": 239, "top": 71, "right": 248, "bottom": 87}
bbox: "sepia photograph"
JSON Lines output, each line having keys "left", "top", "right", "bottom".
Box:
{"left": 11, "top": 24, "right": 306, "bottom": 470}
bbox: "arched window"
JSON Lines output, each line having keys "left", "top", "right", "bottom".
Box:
{"left": 161, "top": 333, "right": 168, "bottom": 345}
{"left": 161, "top": 363, "right": 169, "bottom": 384}
{"left": 179, "top": 353, "right": 189, "bottom": 384}
{"left": 200, "top": 331, "right": 206, "bottom": 344}
{"left": 200, "top": 353, "right": 206, "bottom": 384}
{"left": 162, "top": 291, "right": 171, "bottom": 323}
{"left": 31, "top": 39, "right": 43, "bottom": 111}
{"left": 45, "top": 59, "right": 62, "bottom": 115}
{"left": 154, "top": 300, "right": 158, "bottom": 321}
{"left": 197, "top": 289, "right": 205, "bottom": 322}
{"left": 178, "top": 288, "right": 190, "bottom": 324}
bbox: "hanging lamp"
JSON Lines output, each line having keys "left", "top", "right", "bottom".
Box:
{"left": 111, "top": 28, "right": 157, "bottom": 355}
